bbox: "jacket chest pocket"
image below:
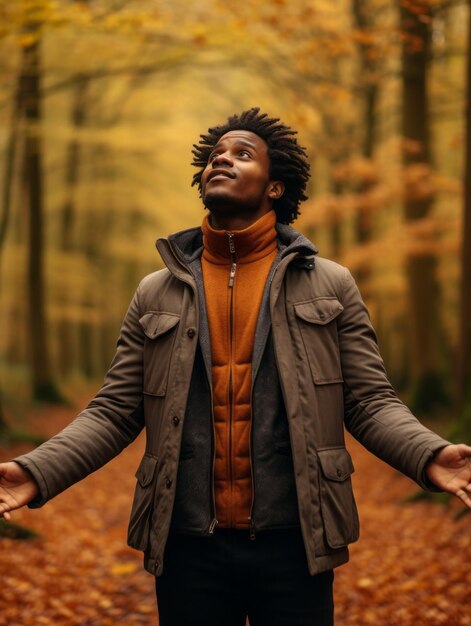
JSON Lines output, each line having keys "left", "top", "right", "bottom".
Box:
{"left": 294, "top": 297, "right": 344, "bottom": 384}
{"left": 139, "top": 311, "right": 181, "bottom": 396}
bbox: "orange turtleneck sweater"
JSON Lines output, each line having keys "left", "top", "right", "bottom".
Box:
{"left": 201, "top": 210, "right": 278, "bottom": 529}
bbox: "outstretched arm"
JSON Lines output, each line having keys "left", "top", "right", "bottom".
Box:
{"left": 426, "top": 444, "right": 471, "bottom": 508}
{"left": 8, "top": 282, "right": 146, "bottom": 508}
{"left": 338, "top": 268, "right": 451, "bottom": 489}
{"left": 0, "top": 462, "right": 39, "bottom": 520}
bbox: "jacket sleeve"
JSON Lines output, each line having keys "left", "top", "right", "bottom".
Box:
{"left": 13, "top": 283, "right": 146, "bottom": 507}
{"left": 339, "top": 268, "right": 450, "bottom": 490}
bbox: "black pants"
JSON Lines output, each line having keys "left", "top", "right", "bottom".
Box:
{"left": 155, "top": 528, "right": 334, "bottom": 626}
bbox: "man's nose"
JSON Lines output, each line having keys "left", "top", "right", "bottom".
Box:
{"left": 212, "top": 151, "right": 233, "bottom": 166}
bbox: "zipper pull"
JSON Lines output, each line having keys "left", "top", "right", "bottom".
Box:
{"left": 228, "top": 262, "right": 236, "bottom": 288}
{"left": 228, "top": 232, "right": 236, "bottom": 255}
{"left": 249, "top": 518, "right": 256, "bottom": 541}
{"left": 227, "top": 232, "right": 237, "bottom": 287}
{"left": 208, "top": 518, "right": 219, "bottom": 535}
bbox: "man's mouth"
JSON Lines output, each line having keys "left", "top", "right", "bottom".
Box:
{"left": 206, "top": 168, "right": 235, "bottom": 183}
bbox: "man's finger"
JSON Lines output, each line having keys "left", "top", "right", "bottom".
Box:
{"left": 0, "top": 503, "right": 11, "bottom": 521}
{"left": 456, "top": 488, "right": 471, "bottom": 508}
{"left": 457, "top": 444, "right": 471, "bottom": 458}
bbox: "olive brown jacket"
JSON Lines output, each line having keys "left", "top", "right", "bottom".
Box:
{"left": 14, "top": 222, "right": 449, "bottom": 577}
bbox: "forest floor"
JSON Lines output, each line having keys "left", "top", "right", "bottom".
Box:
{"left": 0, "top": 392, "right": 470, "bottom": 626}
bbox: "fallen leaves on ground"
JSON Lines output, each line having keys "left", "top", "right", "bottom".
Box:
{"left": 335, "top": 436, "right": 471, "bottom": 625}
{"left": 0, "top": 396, "right": 470, "bottom": 625}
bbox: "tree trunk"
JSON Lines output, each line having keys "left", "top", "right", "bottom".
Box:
{"left": 0, "top": 394, "right": 8, "bottom": 432}
{"left": 323, "top": 104, "right": 353, "bottom": 261}
{"left": 0, "top": 60, "right": 23, "bottom": 433}
{"left": 400, "top": 0, "right": 447, "bottom": 411}
{"left": 458, "top": 0, "right": 471, "bottom": 409}
{"left": 57, "top": 74, "right": 90, "bottom": 378}
{"left": 60, "top": 0, "right": 90, "bottom": 250}
{"left": 60, "top": 75, "right": 89, "bottom": 251}
{"left": 20, "top": 37, "right": 59, "bottom": 401}
{"left": 0, "top": 102, "right": 20, "bottom": 253}
{"left": 352, "top": 0, "right": 379, "bottom": 260}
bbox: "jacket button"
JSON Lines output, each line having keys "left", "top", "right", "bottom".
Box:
{"left": 165, "top": 478, "right": 172, "bottom": 489}
{"left": 172, "top": 415, "right": 180, "bottom": 426}
{"left": 154, "top": 560, "right": 160, "bottom": 574}
{"left": 186, "top": 328, "right": 196, "bottom": 338}
{"left": 319, "top": 312, "right": 325, "bottom": 319}
{"left": 336, "top": 468, "right": 342, "bottom": 478}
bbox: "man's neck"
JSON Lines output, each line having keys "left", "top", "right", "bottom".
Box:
{"left": 208, "top": 207, "right": 273, "bottom": 232}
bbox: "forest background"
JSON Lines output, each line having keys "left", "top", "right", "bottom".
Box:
{"left": 1, "top": 0, "right": 471, "bottom": 624}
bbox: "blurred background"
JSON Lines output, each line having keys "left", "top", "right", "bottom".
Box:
{"left": 1, "top": 3, "right": 471, "bottom": 625}
{"left": 0, "top": 0, "right": 470, "bottom": 437}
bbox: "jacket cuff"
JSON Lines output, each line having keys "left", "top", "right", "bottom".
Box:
{"left": 415, "top": 440, "right": 451, "bottom": 492}
{"left": 12, "top": 456, "right": 50, "bottom": 508}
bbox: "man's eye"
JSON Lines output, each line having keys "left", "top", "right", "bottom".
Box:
{"left": 239, "top": 150, "right": 251, "bottom": 158}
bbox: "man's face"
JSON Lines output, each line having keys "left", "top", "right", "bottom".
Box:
{"left": 201, "top": 130, "right": 281, "bottom": 221}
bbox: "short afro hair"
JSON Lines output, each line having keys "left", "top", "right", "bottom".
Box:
{"left": 191, "top": 107, "right": 310, "bottom": 224}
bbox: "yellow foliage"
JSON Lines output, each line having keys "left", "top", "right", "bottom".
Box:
{"left": 110, "top": 562, "right": 139, "bottom": 576}
{"left": 0, "top": 0, "right": 466, "bottom": 388}
{"left": 332, "top": 157, "right": 380, "bottom": 186}
{"left": 18, "top": 32, "right": 40, "bottom": 48}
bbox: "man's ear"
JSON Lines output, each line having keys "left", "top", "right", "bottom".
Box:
{"left": 267, "top": 181, "right": 285, "bottom": 200}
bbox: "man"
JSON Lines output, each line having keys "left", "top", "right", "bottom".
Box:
{"left": 1, "top": 108, "right": 471, "bottom": 626}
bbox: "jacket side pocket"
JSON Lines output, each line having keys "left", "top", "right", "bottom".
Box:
{"left": 127, "top": 453, "right": 159, "bottom": 551}
{"left": 317, "top": 447, "right": 359, "bottom": 549}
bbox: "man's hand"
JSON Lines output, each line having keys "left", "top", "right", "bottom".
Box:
{"left": 0, "top": 462, "right": 39, "bottom": 520}
{"left": 425, "top": 444, "right": 471, "bottom": 508}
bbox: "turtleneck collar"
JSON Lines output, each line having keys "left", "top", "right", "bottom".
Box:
{"left": 201, "top": 211, "right": 278, "bottom": 265}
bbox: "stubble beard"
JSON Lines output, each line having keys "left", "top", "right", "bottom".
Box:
{"left": 202, "top": 188, "right": 266, "bottom": 220}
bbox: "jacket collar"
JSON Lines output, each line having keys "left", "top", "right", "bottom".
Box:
{"left": 157, "top": 220, "right": 318, "bottom": 272}
{"left": 275, "top": 223, "right": 318, "bottom": 259}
